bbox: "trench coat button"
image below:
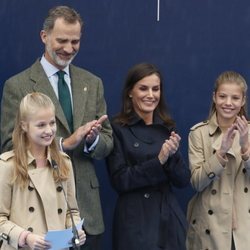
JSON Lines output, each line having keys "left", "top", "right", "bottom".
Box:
{"left": 133, "top": 142, "right": 139, "bottom": 148}
{"left": 248, "top": 209, "right": 250, "bottom": 213}
{"left": 57, "top": 186, "right": 63, "bottom": 192}
{"left": 29, "top": 207, "right": 35, "bottom": 212}
{"left": 192, "top": 219, "right": 196, "bottom": 224}
{"left": 208, "top": 172, "right": 215, "bottom": 179}
{"left": 205, "top": 229, "right": 210, "bottom": 235}
{"left": 58, "top": 208, "right": 63, "bottom": 214}
{"left": 144, "top": 193, "right": 150, "bottom": 198}
{"left": 27, "top": 227, "right": 33, "bottom": 232}
{"left": 208, "top": 209, "right": 213, "bottom": 215}
{"left": 28, "top": 186, "right": 34, "bottom": 191}
{"left": 211, "top": 189, "right": 217, "bottom": 195}
{"left": 243, "top": 168, "right": 247, "bottom": 174}
{"left": 244, "top": 187, "right": 248, "bottom": 193}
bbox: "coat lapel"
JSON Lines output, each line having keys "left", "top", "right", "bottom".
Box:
{"left": 30, "top": 60, "right": 71, "bottom": 133}
{"left": 28, "top": 167, "right": 55, "bottom": 199}
{"left": 70, "top": 65, "right": 88, "bottom": 129}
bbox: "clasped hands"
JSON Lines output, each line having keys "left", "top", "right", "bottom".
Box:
{"left": 62, "top": 115, "right": 108, "bottom": 150}
{"left": 158, "top": 131, "right": 181, "bottom": 165}
{"left": 217, "top": 115, "right": 250, "bottom": 160}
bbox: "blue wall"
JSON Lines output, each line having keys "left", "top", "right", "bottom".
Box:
{"left": 1, "top": 1, "right": 250, "bottom": 249}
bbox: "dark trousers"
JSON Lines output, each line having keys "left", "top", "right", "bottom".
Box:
{"left": 80, "top": 234, "right": 102, "bottom": 250}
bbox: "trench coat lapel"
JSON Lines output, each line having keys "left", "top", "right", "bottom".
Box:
{"left": 209, "top": 113, "right": 236, "bottom": 158}
{"left": 28, "top": 167, "right": 54, "bottom": 200}
{"left": 212, "top": 132, "right": 237, "bottom": 158}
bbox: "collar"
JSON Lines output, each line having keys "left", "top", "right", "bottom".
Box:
{"left": 208, "top": 112, "right": 220, "bottom": 136}
{"left": 128, "top": 112, "right": 166, "bottom": 126}
{"left": 27, "top": 148, "right": 53, "bottom": 167}
{"left": 40, "top": 55, "right": 70, "bottom": 77}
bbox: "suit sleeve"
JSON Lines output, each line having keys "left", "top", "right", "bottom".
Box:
{"left": 1, "top": 78, "right": 23, "bottom": 152}
{"left": 88, "top": 77, "right": 113, "bottom": 159}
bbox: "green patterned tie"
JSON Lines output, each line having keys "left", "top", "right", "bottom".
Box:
{"left": 57, "top": 71, "right": 73, "bottom": 132}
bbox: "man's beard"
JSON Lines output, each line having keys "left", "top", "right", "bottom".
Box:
{"left": 46, "top": 44, "right": 78, "bottom": 68}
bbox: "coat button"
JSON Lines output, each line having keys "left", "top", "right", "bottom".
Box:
{"left": 208, "top": 210, "right": 213, "bottom": 215}
{"left": 192, "top": 219, "right": 196, "bottom": 224}
{"left": 244, "top": 187, "right": 248, "bottom": 193}
{"left": 28, "top": 186, "right": 34, "bottom": 191}
{"left": 205, "top": 229, "right": 210, "bottom": 235}
{"left": 211, "top": 189, "right": 217, "bottom": 195}
{"left": 58, "top": 208, "right": 63, "bottom": 214}
{"left": 243, "top": 168, "right": 247, "bottom": 174}
{"left": 208, "top": 172, "right": 215, "bottom": 179}
{"left": 134, "top": 142, "right": 139, "bottom": 148}
{"left": 29, "top": 207, "right": 35, "bottom": 212}
{"left": 27, "top": 227, "right": 33, "bottom": 232}
{"left": 144, "top": 193, "right": 150, "bottom": 198}
{"left": 57, "top": 186, "right": 63, "bottom": 192}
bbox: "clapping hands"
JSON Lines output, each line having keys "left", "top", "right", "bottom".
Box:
{"left": 158, "top": 131, "right": 181, "bottom": 165}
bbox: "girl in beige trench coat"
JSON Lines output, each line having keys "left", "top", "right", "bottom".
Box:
{"left": 186, "top": 71, "right": 250, "bottom": 250}
{"left": 0, "top": 93, "right": 86, "bottom": 250}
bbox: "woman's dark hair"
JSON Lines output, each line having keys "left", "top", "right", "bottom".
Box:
{"left": 114, "top": 62, "right": 175, "bottom": 127}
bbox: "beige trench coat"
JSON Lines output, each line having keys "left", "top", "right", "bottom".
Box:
{"left": 1, "top": 60, "right": 113, "bottom": 235}
{"left": 0, "top": 150, "right": 81, "bottom": 250}
{"left": 186, "top": 113, "right": 250, "bottom": 250}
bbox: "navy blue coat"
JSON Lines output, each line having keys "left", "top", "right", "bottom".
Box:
{"left": 106, "top": 114, "right": 191, "bottom": 250}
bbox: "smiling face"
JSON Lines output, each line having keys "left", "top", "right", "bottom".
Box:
{"left": 213, "top": 82, "right": 246, "bottom": 126}
{"left": 22, "top": 107, "right": 56, "bottom": 154}
{"left": 129, "top": 73, "right": 161, "bottom": 124}
{"left": 41, "top": 17, "right": 81, "bottom": 69}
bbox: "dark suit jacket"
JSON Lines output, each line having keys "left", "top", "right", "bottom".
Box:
{"left": 0, "top": 59, "right": 113, "bottom": 235}
{"left": 106, "top": 114, "right": 190, "bottom": 250}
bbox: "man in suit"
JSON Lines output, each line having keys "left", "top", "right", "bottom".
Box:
{"left": 0, "top": 6, "right": 113, "bottom": 250}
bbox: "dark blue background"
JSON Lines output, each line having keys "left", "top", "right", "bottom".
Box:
{"left": 1, "top": 1, "right": 250, "bottom": 249}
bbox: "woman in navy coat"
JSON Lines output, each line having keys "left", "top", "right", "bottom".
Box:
{"left": 106, "top": 63, "right": 191, "bottom": 250}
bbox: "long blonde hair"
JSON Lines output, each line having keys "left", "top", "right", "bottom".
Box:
{"left": 12, "top": 92, "right": 70, "bottom": 188}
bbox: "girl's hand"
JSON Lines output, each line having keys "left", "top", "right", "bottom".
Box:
{"left": 77, "top": 229, "right": 86, "bottom": 246}
{"left": 236, "top": 115, "right": 249, "bottom": 154}
{"left": 26, "top": 233, "right": 51, "bottom": 250}
{"left": 218, "top": 123, "right": 237, "bottom": 158}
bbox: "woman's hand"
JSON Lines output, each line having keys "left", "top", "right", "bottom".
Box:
{"left": 158, "top": 131, "right": 181, "bottom": 165}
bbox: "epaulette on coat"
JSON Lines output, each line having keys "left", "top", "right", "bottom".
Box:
{"left": 0, "top": 151, "right": 15, "bottom": 161}
{"left": 190, "top": 120, "right": 209, "bottom": 131}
